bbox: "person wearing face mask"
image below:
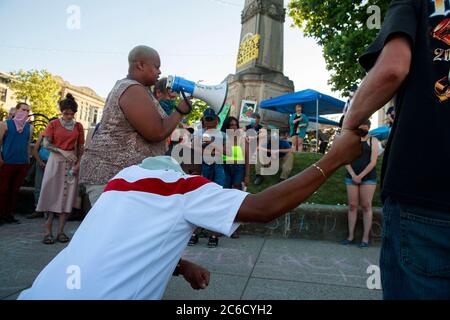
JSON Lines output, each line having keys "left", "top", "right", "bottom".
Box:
{"left": 37, "top": 94, "right": 85, "bottom": 244}
{"left": 153, "top": 77, "right": 177, "bottom": 116}
{"left": 342, "top": 120, "right": 379, "bottom": 248}
{"left": 0, "top": 102, "right": 34, "bottom": 225}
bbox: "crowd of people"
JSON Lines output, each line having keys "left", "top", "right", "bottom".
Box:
{"left": 0, "top": 46, "right": 383, "bottom": 273}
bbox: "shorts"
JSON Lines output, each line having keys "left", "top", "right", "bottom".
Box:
{"left": 344, "top": 177, "right": 377, "bottom": 186}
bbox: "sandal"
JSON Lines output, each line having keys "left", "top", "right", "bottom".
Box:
{"left": 56, "top": 233, "right": 70, "bottom": 243}
{"left": 207, "top": 236, "right": 219, "bottom": 248}
{"left": 43, "top": 234, "right": 55, "bottom": 245}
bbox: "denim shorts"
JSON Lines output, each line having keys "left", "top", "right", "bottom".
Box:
{"left": 344, "top": 177, "right": 377, "bottom": 186}
{"left": 224, "top": 164, "right": 245, "bottom": 189}
{"left": 380, "top": 197, "right": 450, "bottom": 299}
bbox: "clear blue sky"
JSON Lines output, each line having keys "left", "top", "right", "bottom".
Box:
{"left": 0, "top": 0, "right": 337, "bottom": 99}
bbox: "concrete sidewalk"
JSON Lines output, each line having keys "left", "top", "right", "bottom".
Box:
{"left": 0, "top": 215, "right": 382, "bottom": 300}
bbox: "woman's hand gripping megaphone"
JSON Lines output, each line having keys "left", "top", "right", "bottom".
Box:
{"left": 175, "top": 89, "right": 192, "bottom": 115}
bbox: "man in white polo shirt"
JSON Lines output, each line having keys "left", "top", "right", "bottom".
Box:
{"left": 18, "top": 130, "right": 361, "bottom": 299}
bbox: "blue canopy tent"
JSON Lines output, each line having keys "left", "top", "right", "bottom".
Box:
{"left": 308, "top": 116, "right": 340, "bottom": 127}
{"left": 260, "top": 89, "right": 345, "bottom": 151}
{"left": 370, "top": 125, "right": 391, "bottom": 141}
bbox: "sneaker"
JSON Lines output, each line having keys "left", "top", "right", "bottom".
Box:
{"left": 340, "top": 239, "right": 354, "bottom": 245}
{"left": 207, "top": 236, "right": 219, "bottom": 248}
{"left": 26, "top": 211, "right": 44, "bottom": 219}
{"left": 253, "top": 175, "right": 264, "bottom": 186}
{"left": 188, "top": 234, "right": 199, "bottom": 246}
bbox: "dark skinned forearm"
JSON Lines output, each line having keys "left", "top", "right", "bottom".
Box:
{"left": 237, "top": 155, "right": 341, "bottom": 223}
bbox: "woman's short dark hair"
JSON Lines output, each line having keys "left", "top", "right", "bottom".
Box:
{"left": 15, "top": 102, "right": 29, "bottom": 109}
{"left": 221, "top": 116, "right": 239, "bottom": 132}
{"left": 363, "top": 119, "right": 371, "bottom": 128}
{"left": 59, "top": 93, "right": 78, "bottom": 113}
{"left": 153, "top": 77, "right": 168, "bottom": 96}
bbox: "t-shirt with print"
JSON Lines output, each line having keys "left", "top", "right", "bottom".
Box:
{"left": 359, "top": 0, "right": 450, "bottom": 211}
{"left": 18, "top": 165, "right": 248, "bottom": 300}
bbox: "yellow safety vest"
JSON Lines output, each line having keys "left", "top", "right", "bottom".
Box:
{"left": 223, "top": 145, "right": 245, "bottom": 162}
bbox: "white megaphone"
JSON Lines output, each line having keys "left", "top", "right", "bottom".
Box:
{"left": 166, "top": 75, "right": 228, "bottom": 115}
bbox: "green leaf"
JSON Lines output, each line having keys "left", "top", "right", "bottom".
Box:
{"left": 288, "top": 0, "right": 390, "bottom": 95}
{"left": 9, "top": 69, "right": 61, "bottom": 139}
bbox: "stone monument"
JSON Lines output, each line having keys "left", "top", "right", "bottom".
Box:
{"left": 225, "top": 0, "right": 294, "bottom": 128}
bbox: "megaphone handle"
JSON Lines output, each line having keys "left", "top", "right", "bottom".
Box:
{"left": 176, "top": 89, "right": 192, "bottom": 115}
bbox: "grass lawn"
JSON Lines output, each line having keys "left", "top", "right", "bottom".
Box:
{"left": 247, "top": 152, "right": 383, "bottom": 208}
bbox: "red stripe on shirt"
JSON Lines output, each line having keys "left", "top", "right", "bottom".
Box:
{"left": 103, "top": 176, "right": 212, "bottom": 196}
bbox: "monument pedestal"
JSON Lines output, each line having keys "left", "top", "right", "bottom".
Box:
{"left": 226, "top": 69, "right": 293, "bottom": 128}
{"left": 226, "top": 0, "right": 294, "bottom": 129}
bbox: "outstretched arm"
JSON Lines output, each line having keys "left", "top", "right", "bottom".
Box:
{"left": 236, "top": 130, "right": 362, "bottom": 223}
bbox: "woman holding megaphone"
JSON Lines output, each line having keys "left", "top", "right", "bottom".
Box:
{"left": 80, "top": 45, "right": 192, "bottom": 206}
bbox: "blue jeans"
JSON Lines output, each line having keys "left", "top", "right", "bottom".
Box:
{"left": 344, "top": 177, "right": 377, "bottom": 186}
{"left": 224, "top": 164, "right": 245, "bottom": 189}
{"left": 381, "top": 197, "right": 450, "bottom": 299}
{"left": 201, "top": 163, "right": 225, "bottom": 187}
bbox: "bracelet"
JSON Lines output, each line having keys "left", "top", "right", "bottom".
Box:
{"left": 312, "top": 163, "right": 326, "bottom": 178}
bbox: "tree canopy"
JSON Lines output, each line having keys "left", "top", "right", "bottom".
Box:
{"left": 10, "top": 69, "right": 61, "bottom": 119}
{"left": 288, "top": 0, "right": 390, "bottom": 95}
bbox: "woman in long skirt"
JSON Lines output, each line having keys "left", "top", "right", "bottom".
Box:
{"left": 37, "top": 94, "right": 85, "bottom": 244}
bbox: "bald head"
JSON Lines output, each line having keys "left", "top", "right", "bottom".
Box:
{"left": 128, "top": 45, "right": 159, "bottom": 66}
{"left": 127, "top": 45, "right": 161, "bottom": 86}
